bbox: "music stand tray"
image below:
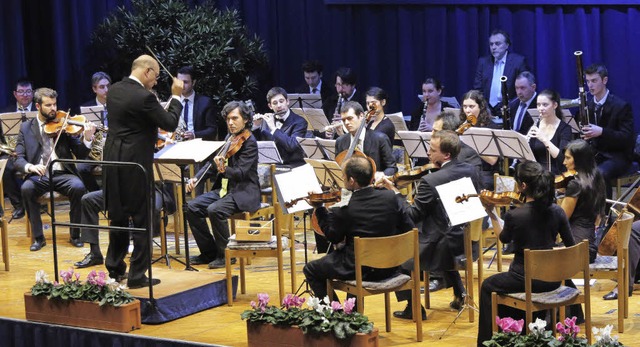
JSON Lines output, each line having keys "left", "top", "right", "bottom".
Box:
{"left": 296, "top": 137, "right": 333, "bottom": 160}
{"left": 397, "top": 131, "right": 431, "bottom": 159}
{"left": 80, "top": 105, "right": 107, "bottom": 125}
{"left": 0, "top": 111, "right": 38, "bottom": 136}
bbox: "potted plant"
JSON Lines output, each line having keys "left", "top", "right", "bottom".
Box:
{"left": 241, "top": 293, "right": 378, "bottom": 347}
{"left": 24, "top": 269, "right": 141, "bottom": 332}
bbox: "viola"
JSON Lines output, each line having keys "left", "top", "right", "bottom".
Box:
{"left": 385, "top": 163, "right": 438, "bottom": 188}
{"left": 455, "top": 114, "right": 478, "bottom": 135}
{"left": 554, "top": 170, "right": 577, "bottom": 189}
{"left": 455, "top": 190, "right": 525, "bottom": 206}
{"left": 43, "top": 111, "right": 106, "bottom": 137}
{"left": 284, "top": 189, "right": 341, "bottom": 208}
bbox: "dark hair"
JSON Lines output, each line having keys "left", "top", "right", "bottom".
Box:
{"left": 515, "top": 71, "right": 536, "bottom": 85}
{"left": 15, "top": 78, "right": 33, "bottom": 90}
{"left": 422, "top": 77, "right": 444, "bottom": 91}
{"left": 565, "top": 140, "right": 606, "bottom": 217}
{"left": 515, "top": 161, "right": 555, "bottom": 210}
{"left": 222, "top": 100, "right": 252, "bottom": 128}
{"left": 177, "top": 65, "right": 196, "bottom": 79}
{"left": 584, "top": 64, "right": 608, "bottom": 79}
{"left": 302, "top": 60, "right": 323, "bottom": 74}
{"left": 344, "top": 156, "right": 374, "bottom": 187}
{"left": 266, "top": 87, "right": 288, "bottom": 103}
{"left": 435, "top": 112, "right": 462, "bottom": 131}
{"left": 432, "top": 130, "right": 460, "bottom": 159}
{"left": 91, "top": 72, "right": 111, "bottom": 86}
{"left": 489, "top": 29, "right": 511, "bottom": 46}
{"left": 340, "top": 100, "right": 364, "bottom": 115}
{"left": 461, "top": 90, "right": 492, "bottom": 127}
{"left": 336, "top": 67, "right": 357, "bottom": 86}
{"left": 365, "top": 87, "right": 387, "bottom": 102}
{"left": 33, "top": 88, "right": 57, "bottom": 105}
{"left": 537, "top": 89, "right": 563, "bottom": 120}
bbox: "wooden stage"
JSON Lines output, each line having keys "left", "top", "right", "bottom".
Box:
{"left": 1, "top": 205, "right": 639, "bottom": 346}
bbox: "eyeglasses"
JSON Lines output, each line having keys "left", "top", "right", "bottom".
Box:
{"left": 148, "top": 67, "right": 159, "bottom": 79}
{"left": 15, "top": 89, "right": 33, "bottom": 96}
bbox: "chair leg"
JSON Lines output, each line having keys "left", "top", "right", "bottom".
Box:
{"left": 384, "top": 293, "right": 391, "bottom": 333}
{"left": 491, "top": 293, "right": 498, "bottom": 332}
{"left": 1, "top": 218, "right": 8, "bottom": 271}
{"left": 226, "top": 249, "right": 233, "bottom": 306}
{"left": 240, "top": 257, "right": 246, "bottom": 294}
{"left": 288, "top": 214, "right": 296, "bottom": 294}
{"left": 277, "top": 253, "right": 285, "bottom": 304}
{"left": 423, "top": 271, "right": 430, "bottom": 309}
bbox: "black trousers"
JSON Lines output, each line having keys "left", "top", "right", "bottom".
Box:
{"left": 2, "top": 157, "right": 23, "bottom": 209}
{"left": 186, "top": 190, "right": 239, "bottom": 260}
{"left": 77, "top": 162, "right": 101, "bottom": 192}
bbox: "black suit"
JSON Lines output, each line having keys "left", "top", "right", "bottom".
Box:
{"left": 322, "top": 89, "right": 366, "bottom": 123}
{"left": 473, "top": 52, "right": 529, "bottom": 109}
{"left": 295, "top": 80, "right": 332, "bottom": 106}
{"left": 184, "top": 94, "right": 217, "bottom": 141}
{"left": 396, "top": 159, "right": 480, "bottom": 302}
{"left": 507, "top": 94, "right": 537, "bottom": 135}
{"left": 186, "top": 131, "right": 261, "bottom": 261}
{"left": 252, "top": 110, "right": 308, "bottom": 167}
{"left": 0, "top": 104, "right": 34, "bottom": 210}
{"left": 587, "top": 93, "right": 636, "bottom": 183}
{"left": 15, "top": 118, "right": 90, "bottom": 242}
{"left": 303, "top": 186, "right": 414, "bottom": 299}
{"left": 103, "top": 77, "right": 182, "bottom": 283}
{"left": 335, "top": 130, "right": 397, "bottom": 176}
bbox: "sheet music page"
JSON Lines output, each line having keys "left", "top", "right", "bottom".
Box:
{"left": 273, "top": 164, "right": 322, "bottom": 214}
{"left": 292, "top": 108, "right": 329, "bottom": 131}
{"left": 435, "top": 177, "right": 486, "bottom": 226}
{"left": 397, "top": 131, "right": 430, "bottom": 158}
{"left": 154, "top": 139, "right": 225, "bottom": 163}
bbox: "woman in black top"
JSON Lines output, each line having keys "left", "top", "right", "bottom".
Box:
{"left": 409, "top": 78, "right": 453, "bottom": 131}
{"left": 365, "top": 87, "right": 396, "bottom": 145}
{"left": 461, "top": 90, "right": 497, "bottom": 189}
{"left": 476, "top": 161, "right": 575, "bottom": 346}
{"left": 560, "top": 139, "right": 606, "bottom": 263}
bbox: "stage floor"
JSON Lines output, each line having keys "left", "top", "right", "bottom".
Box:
{"left": 1, "top": 210, "right": 639, "bottom": 346}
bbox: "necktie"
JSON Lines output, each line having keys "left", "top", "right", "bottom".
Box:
{"left": 594, "top": 103, "right": 603, "bottom": 124}
{"left": 514, "top": 102, "right": 527, "bottom": 131}
{"left": 41, "top": 124, "right": 53, "bottom": 168}
{"left": 275, "top": 117, "right": 284, "bottom": 128}
{"left": 102, "top": 103, "right": 108, "bottom": 127}
{"left": 183, "top": 99, "right": 190, "bottom": 127}
{"left": 489, "top": 61, "right": 504, "bottom": 107}
{"left": 312, "top": 87, "right": 318, "bottom": 94}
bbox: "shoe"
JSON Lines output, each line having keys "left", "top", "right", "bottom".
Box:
{"left": 30, "top": 239, "right": 46, "bottom": 251}
{"left": 128, "top": 277, "right": 161, "bottom": 289}
{"left": 208, "top": 257, "right": 236, "bottom": 269}
{"left": 502, "top": 242, "right": 516, "bottom": 255}
{"left": 74, "top": 253, "right": 104, "bottom": 268}
{"left": 603, "top": 290, "right": 618, "bottom": 300}
{"left": 393, "top": 304, "right": 427, "bottom": 320}
{"left": 69, "top": 238, "right": 84, "bottom": 248}
{"left": 11, "top": 207, "right": 25, "bottom": 220}
{"left": 450, "top": 296, "right": 464, "bottom": 311}
{"left": 189, "top": 255, "right": 213, "bottom": 265}
{"left": 429, "top": 279, "right": 446, "bottom": 292}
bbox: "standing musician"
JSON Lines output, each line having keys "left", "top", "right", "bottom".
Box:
{"left": 185, "top": 101, "right": 261, "bottom": 269}
{"left": 16, "top": 87, "right": 96, "bottom": 251}
{"left": 477, "top": 161, "right": 575, "bottom": 346}
{"left": 252, "top": 87, "right": 308, "bottom": 167}
{"left": 364, "top": 87, "right": 396, "bottom": 145}
{"left": 380, "top": 130, "right": 480, "bottom": 320}
{"left": 526, "top": 89, "right": 572, "bottom": 175}
{"left": 559, "top": 139, "right": 606, "bottom": 263}
{"left": 103, "top": 54, "right": 183, "bottom": 289}
{"left": 302, "top": 156, "right": 414, "bottom": 301}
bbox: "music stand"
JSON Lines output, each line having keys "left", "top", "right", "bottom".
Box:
{"left": 291, "top": 108, "right": 330, "bottom": 131}
{"left": 257, "top": 141, "right": 283, "bottom": 164}
{"left": 289, "top": 94, "right": 323, "bottom": 109}
{"left": 386, "top": 113, "right": 408, "bottom": 140}
{"left": 528, "top": 109, "right": 580, "bottom": 134}
{"left": 154, "top": 139, "right": 225, "bottom": 271}
{"left": 460, "top": 127, "right": 535, "bottom": 162}
{"left": 296, "top": 137, "right": 333, "bottom": 160}
{"left": 0, "top": 111, "right": 37, "bottom": 136}
{"left": 397, "top": 131, "right": 431, "bottom": 159}
{"left": 80, "top": 105, "right": 106, "bottom": 125}
{"left": 152, "top": 163, "right": 186, "bottom": 267}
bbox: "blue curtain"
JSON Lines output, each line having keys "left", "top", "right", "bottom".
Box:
{"left": 2, "top": 1, "right": 639, "bottom": 131}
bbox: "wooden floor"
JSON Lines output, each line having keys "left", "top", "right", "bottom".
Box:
{"left": 1, "top": 205, "right": 639, "bottom": 346}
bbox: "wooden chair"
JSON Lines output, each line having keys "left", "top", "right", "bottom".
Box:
{"left": 25, "top": 192, "right": 70, "bottom": 239}
{"left": 0, "top": 159, "right": 10, "bottom": 271}
{"left": 491, "top": 241, "right": 592, "bottom": 343}
{"left": 482, "top": 173, "right": 518, "bottom": 272}
{"left": 225, "top": 164, "right": 296, "bottom": 305}
{"left": 590, "top": 211, "right": 634, "bottom": 333}
{"left": 327, "top": 228, "right": 422, "bottom": 342}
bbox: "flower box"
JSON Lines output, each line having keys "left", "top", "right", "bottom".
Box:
{"left": 247, "top": 322, "right": 379, "bottom": 347}
{"left": 24, "top": 293, "right": 141, "bottom": 333}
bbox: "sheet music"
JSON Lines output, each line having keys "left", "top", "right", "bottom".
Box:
{"left": 288, "top": 93, "right": 323, "bottom": 109}
{"left": 80, "top": 105, "right": 106, "bottom": 124}
{"left": 154, "top": 163, "right": 183, "bottom": 183}
{"left": 397, "top": 131, "right": 431, "bottom": 158}
{"left": 0, "top": 111, "right": 38, "bottom": 136}
{"left": 154, "top": 139, "right": 225, "bottom": 164}
{"left": 460, "top": 127, "right": 535, "bottom": 161}
{"left": 386, "top": 112, "right": 408, "bottom": 139}
{"left": 273, "top": 164, "right": 322, "bottom": 214}
{"left": 303, "top": 158, "right": 344, "bottom": 189}
{"left": 257, "top": 141, "right": 283, "bottom": 164}
{"left": 291, "top": 108, "right": 329, "bottom": 131}
{"left": 297, "top": 137, "right": 331, "bottom": 160}
{"left": 435, "top": 177, "right": 486, "bottom": 226}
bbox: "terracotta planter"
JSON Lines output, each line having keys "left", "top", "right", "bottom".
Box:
{"left": 247, "top": 322, "right": 379, "bottom": 347}
{"left": 24, "top": 293, "right": 141, "bottom": 333}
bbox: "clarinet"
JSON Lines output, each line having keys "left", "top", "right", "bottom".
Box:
{"left": 333, "top": 95, "right": 344, "bottom": 122}
{"left": 417, "top": 100, "right": 429, "bottom": 132}
{"left": 500, "top": 76, "right": 510, "bottom": 130}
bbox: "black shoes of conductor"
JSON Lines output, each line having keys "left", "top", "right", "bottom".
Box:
{"left": 30, "top": 239, "right": 46, "bottom": 251}
{"left": 128, "top": 277, "right": 161, "bottom": 289}
{"left": 74, "top": 253, "right": 104, "bottom": 268}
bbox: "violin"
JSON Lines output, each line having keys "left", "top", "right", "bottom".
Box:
{"left": 284, "top": 189, "right": 341, "bottom": 208}
{"left": 455, "top": 190, "right": 525, "bottom": 206}
{"left": 384, "top": 163, "right": 438, "bottom": 188}
{"left": 455, "top": 114, "right": 478, "bottom": 135}
{"left": 554, "top": 170, "right": 577, "bottom": 189}
{"left": 43, "top": 111, "right": 106, "bottom": 137}
{"left": 156, "top": 127, "right": 186, "bottom": 150}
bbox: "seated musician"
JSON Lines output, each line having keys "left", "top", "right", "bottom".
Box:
{"left": 252, "top": 87, "right": 308, "bottom": 167}
{"left": 476, "top": 161, "right": 576, "bottom": 346}
{"left": 302, "top": 156, "right": 414, "bottom": 300}
{"left": 16, "top": 87, "right": 96, "bottom": 251}
{"left": 604, "top": 220, "right": 640, "bottom": 300}
{"left": 185, "top": 101, "right": 261, "bottom": 269}
{"left": 379, "top": 130, "right": 479, "bottom": 320}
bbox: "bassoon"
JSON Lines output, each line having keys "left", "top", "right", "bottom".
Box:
{"left": 500, "top": 76, "right": 510, "bottom": 130}
{"left": 574, "top": 51, "right": 590, "bottom": 127}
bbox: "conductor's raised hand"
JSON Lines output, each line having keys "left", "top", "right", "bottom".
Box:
{"left": 171, "top": 77, "right": 184, "bottom": 97}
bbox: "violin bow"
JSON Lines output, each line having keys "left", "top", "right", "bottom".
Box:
{"left": 41, "top": 109, "right": 72, "bottom": 178}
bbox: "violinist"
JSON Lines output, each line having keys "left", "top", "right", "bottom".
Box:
{"left": 303, "top": 156, "right": 414, "bottom": 301}
{"left": 185, "top": 101, "right": 260, "bottom": 269}
{"left": 379, "top": 130, "right": 480, "bottom": 320}
{"left": 559, "top": 140, "right": 606, "bottom": 264}
{"left": 15, "top": 87, "right": 96, "bottom": 252}
{"left": 364, "top": 87, "right": 395, "bottom": 145}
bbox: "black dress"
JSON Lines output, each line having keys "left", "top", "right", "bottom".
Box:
{"left": 367, "top": 116, "right": 395, "bottom": 145}
{"left": 565, "top": 179, "right": 599, "bottom": 263}
{"left": 529, "top": 121, "right": 572, "bottom": 175}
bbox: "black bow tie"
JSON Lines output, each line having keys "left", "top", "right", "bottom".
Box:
{"left": 275, "top": 117, "right": 284, "bottom": 124}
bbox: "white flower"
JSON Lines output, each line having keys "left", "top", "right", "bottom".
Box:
{"left": 528, "top": 318, "right": 547, "bottom": 335}
{"left": 105, "top": 278, "right": 119, "bottom": 291}
{"left": 35, "top": 270, "right": 50, "bottom": 284}
{"left": 306, "top": 296, "right": 320, "bottom": 310}
{"left": 593, "top": 324, "right": 619, "bottom": 344}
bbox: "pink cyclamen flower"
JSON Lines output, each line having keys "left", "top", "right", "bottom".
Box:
{"left": 343, "top": 298, "right": 356, "bottom": 314}
{"left": 496, "top": 317, "right": 524, "bottom": 334}
{"left": 330, "top": 301, "right": 342, "bottom": 311}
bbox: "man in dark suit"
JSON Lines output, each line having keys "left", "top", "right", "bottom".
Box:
{"left": 103, "top": 54, "right": 183, "bottom": 289}
{"left": 508, "top": 71, "right": 537, "bottom": 136}
{"left": 382, "top": 130, "right": 480, "bottom": 319}
{"left": 15, "top": 87, "right": 96, "bottom": 251}
{"left": 582, "top": 63, "right": 636, "bottom": 197}
{"left": 335, "top": 101, "right": 397, "bottom": 177}
{"left": 322, "top": 67, "right": 366, "bottom": 127}
{"left": 185, "top": 101, "right": 261, "bottom": 269}
{"left": 176, "top": 66, "right": 217, "bottom": 141}
{"left": 252, "top": 87, "right": 307, "bottom": 167}
{"left": 473, "top": 30, "right": 529, "bottom": 117}
{"left": 303, "top": 156, "right": 414, "bottom": 300}
{"left": 0, "top": 78, "right": 35, "bottom": 220}
{"left": 295, "top": 60, "right": 332, "bottom": 104}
